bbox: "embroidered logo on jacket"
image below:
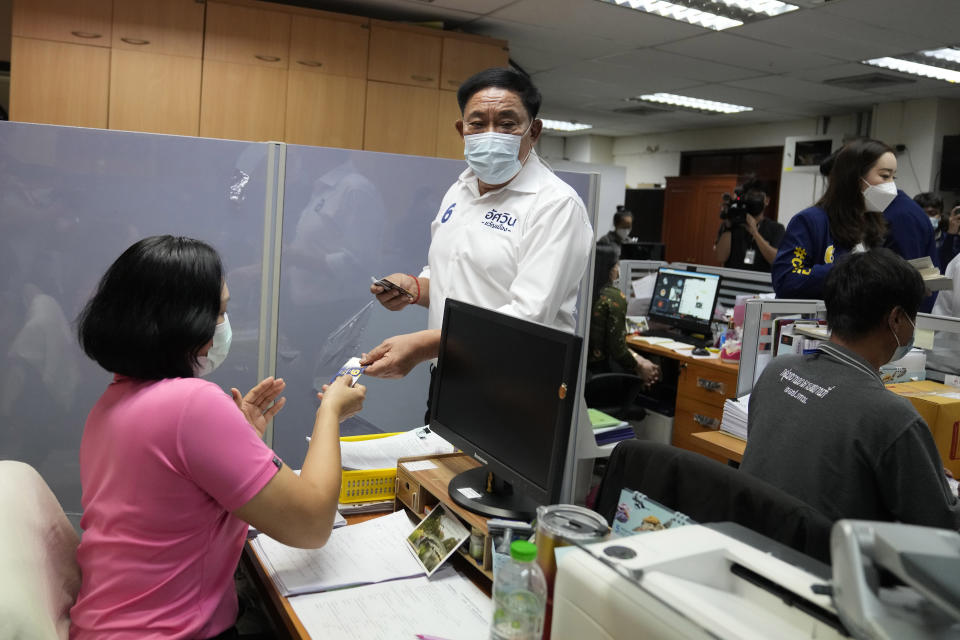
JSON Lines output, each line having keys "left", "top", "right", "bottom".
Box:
{"left": 791, "top": 247, "right": 812, "bottom": 275}
{"left": 481, "top": 208, "right": 517, "bottom": 233}
{"left": 824, "top": 245, "right": 835, "bottom": 264}
{"left": 441, "top": 203, "right": 455, "bottom": 223}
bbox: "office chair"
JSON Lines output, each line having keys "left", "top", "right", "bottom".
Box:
{"left": 595, "top": 440, "right": 833, "bottom": 564}
{"left": 584, "top": 370, "right": 647, "bottom": 423}
{"left": 0, "top": 461, "right": 81, "bottom": 639}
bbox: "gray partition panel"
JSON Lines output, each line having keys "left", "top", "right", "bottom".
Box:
{"left": 0, "top": 122, "right": 272, "bottom": 515}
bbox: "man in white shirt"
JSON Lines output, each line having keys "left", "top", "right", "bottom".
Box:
{"left": 361, "top": 67, "right": 593, "bottom": 387}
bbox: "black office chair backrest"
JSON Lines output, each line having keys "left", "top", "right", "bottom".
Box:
{"left": 595, "top": 440, "right": 833, "bottom": 564}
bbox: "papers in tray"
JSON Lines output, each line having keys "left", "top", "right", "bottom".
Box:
{"left": 340, "top": 427, "right": 455, "bottom": 470}
{"left": 288, "top": 567, "right": 492, "bottom": 640}
{"left": 720, "top": 393, "right": 750, "bottom": 441}
{"left": 251, "top": 511, "right": 422, "bottom": 596}
{"left": 337, "top": 500, "right": 394, "bottom": 515}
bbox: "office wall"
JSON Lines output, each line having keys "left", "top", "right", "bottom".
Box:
{"left": 873, "top": 98, "right": 941, "bottom": 197}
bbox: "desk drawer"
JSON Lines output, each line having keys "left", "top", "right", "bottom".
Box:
{"left": 678, "top": 362, "right": 737, "bottom": 408}
{"left": 673, "top": 396, "right": 723, "bottom": 448}
{"left": 394, "top": 467, "right": 425, "bottom": 515}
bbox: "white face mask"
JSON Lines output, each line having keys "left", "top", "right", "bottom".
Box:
{"left": 930, "top": 215, "right": 941, "bottom": 229}
{"left": 463, "top": 123, "right": 531, "bottom": 185}
{"left": 615, "top": 228, "right": 630, "bottom": 241}
{"left": 861, "top": 179, "right": 898, "bottom": 212}
{"left": 195, "top": 314, "right": 232, "bottom": 377}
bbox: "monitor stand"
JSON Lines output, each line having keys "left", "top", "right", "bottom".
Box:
{"left": 448, "top": 467, "right": 540, "bottom": 521}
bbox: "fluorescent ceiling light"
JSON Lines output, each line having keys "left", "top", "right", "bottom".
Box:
{"left": 634, "top": 93, "right": 753, "bottom": 114}
{"left": 597, "top": 0, "right": 798, "bottom": 31}
{"left": 540, "top": 119, "right": 593, "bottom": 132}
{"left": 863, "top": 57, "right": 960, "bottom": 84}
{"left": 920, "top": 47, "right": 960, "bottom": 65}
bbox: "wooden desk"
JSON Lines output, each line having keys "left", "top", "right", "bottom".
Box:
{"left": 627, "top": 335, "right": 739, "bottom": 463}
{"left": 691, "top": 430, "right": 746, "bottom": 463}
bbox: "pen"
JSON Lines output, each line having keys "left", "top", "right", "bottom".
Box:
{"left": 416, "top": 635, "right": 453, "bottom": 640}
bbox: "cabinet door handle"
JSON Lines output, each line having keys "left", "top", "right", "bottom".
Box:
{"left": 447, "top": 79, "right": 460, "bottom": 86}
{"left": 297, "top": 60, "right": 323, "bottom": 67}
{"left": 410, "top": 74, "right": 434, "bottom": 82}
{"left": 696, "top": 377, "right": 725, "bottom": 394}
{"left": 693, "top": 413, "right": 720, "bottom": 429}
{"left": 71, "top": 31, "right": 102, "bottom": 39}
{"left": 255, "top": 54, "right": 282, "bottom": 62}
{"left": 120, "top": 37, "right": 150, "bottom": 45}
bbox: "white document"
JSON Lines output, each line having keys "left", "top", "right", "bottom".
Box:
{"left": 340, "top": 427, "right": 455, "bottom": 470}
{"left": 720, "top": 394, "right": 750, "bottom": 441}
{"left": 289, "top": 568, "right": 492, "bottom": 640}
{"left": 631, "top": 273, "right": 657, "bottom": 300}
{"left": 401, "top": 460, "right": 438, "bottom": 472}
{"left": 251, "top": 511, "right": 423, "bottom": 596}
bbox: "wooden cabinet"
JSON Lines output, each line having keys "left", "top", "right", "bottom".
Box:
{"left": 10, "top": 37, "right": 110, "bottom": 128}
{"left": 436, "top": 90, "right": 463, "bottom": 160}
{"left": 286, "top": 72, "right": 366, "bottom": 149}
{"left": 289, "top": 14, "right": 369, "bottom": 78}
{"left": 367, "top": 22, "right": 441, "bottom": 89}
{"left": 440, "top": 37, "right": 509, "bottom": 91}
{"left": 672, "top": 359, "right": 738, "bottom": 463}
{"left": 662, "top": 175, "right": 738, "bottom": 265}
{"left": 12, "top": 0, "right": 112, "bottom": 47}
{"left": 109, "top": 49, "right": 201, "bottom": 135}
{"left": 204, "top": 1, "right": 291, "bottom": 68}
{"left": 112, "top": 0, "right": 204, "bottom": 57}
{"left": 200, "top": 60, "right": 287, "bottom": 142}
{"left": 364, "top": 81, "right": 438, "bottom": 156}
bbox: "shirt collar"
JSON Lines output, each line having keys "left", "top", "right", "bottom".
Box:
{"left": 458, "top": 150, "right": 543, "bottom": 198}
{"left": 816, "top": 342, "right": 882, "bottom": 382}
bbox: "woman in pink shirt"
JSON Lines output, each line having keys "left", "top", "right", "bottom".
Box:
{"left": 70, "top": 235, "right": 365, "bottom": 639}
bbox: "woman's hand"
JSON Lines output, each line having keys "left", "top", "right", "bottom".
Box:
{"left": 231, "top": 377, "right": 286, "bottom": 438}
{"left": 370, "top": 272, "right": 418, "bottom": 311}
{"left": 317, "top": 375, "right": 366, "bottom": 422}
{"left": 634, "top": 355, "right": 661, "bottom": 388}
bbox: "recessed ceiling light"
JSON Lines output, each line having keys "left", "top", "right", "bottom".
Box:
{"left": 596, "top": 0, "right": 798, "bottom": 31}
{"left": 633, "top": 93, "right": 753, "bottom": 114}
{"left": 920, "top": 47, "right": 960, "bottom": 65}
{"left": 540, "top": 119, "right": 593, "bottom": 132}
{"left": 862, "top": 57, "right": 960, "bottom": 84}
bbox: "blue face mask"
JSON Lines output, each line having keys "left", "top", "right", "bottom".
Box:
{"left": 888, "top": 310, "right": 915, "bottom": 364}
{"left": 463, "top": 124, "right": 531, "bottom": 185}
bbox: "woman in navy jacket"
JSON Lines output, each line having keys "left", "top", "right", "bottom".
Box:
{"left": 772, "top": 138, "right": 937, "bottom": 304}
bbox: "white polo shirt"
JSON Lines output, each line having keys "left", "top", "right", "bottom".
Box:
{"left": 420, "top": 151, "right": 593, "bottom": 333}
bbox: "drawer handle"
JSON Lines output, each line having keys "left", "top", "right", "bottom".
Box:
{"left": 411, "top": 74, "right": 434, "bottom": 82}
{"left": 693, "top": 413, "right": 720, "bottom": 429}
{"left": 120, "top": 37, "right": 150, "bottom": 46}
{"left": 447, "top": 79, "right": 460, "bottom": 86}
{"left": 255, "top": 54, "right": 282, "bottom": 62}
{"left": 696, "top": 377, "right": 726, "bottom": 394}
{"left": 71, "top": 31, "right": 102, "bottom": 39}
{"left": 297, "top": 60, "right": 323, "bottom": 67}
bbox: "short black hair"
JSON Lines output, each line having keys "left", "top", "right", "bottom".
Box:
{"left": 77, "top": 235, "right": 223, "bottom": 380}
{"left": 613, "top": 206, "right": 633, "bottom": 226}
{"left": 914, "top": 192, "right": 943, "bottom": 212}
{"left": 593, "top": 243, "right": 619, "bottom": 303}
{"left": 457, "top": 67, "right": 542, "bottom": 120}
{"left": 824, "top": 248, "right": 924, "bottom": 341}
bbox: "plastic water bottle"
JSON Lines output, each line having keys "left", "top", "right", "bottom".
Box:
{"left": 490, "top": 540, "right": 547, "bottom": 640}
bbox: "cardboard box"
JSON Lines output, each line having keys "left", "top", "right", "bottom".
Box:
{"left": 888, "top": 380, "right": 960, "bottom": 476}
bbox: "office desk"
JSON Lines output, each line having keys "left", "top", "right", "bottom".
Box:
{"left": 626, "top": 335, "right": 739, "bottom": 463}
{"left": 691, "top": 430, "right": 746, "bottom": 463}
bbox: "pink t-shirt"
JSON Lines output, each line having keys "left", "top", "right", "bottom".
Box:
{"left": 70, "top": 376, "right": 281, "bottom": 639}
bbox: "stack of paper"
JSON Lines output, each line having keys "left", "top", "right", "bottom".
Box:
{"left": 251, "top": 510, "right": 422, "bottom": 596}
{"left": 589, "top": 408, "right": 635, "bottom": 445}
{"left": 909, "top": 256, "right": 953, "bottom": 291}
{"left": 341, "top": 427, "right": 455, "bottom": 470}
{"left": 720, "top": 394, "right": 750, "bottom": 441}
{"left": 337, "top": 500, "right": 394, "bottom": 515}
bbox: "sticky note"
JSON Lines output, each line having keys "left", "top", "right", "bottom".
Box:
{"left": 914, "top": 328, "right": 935, "bottom": 350}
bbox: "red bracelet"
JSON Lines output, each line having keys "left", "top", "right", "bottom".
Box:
{"left": 407, "top": 275, "right": 421, "bottom": 304}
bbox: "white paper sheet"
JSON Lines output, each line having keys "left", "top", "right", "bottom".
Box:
{"left": 340, "top": 427, "right": 455, "bottom": 470}
{"left": 401, "top": 460, "right": 438, "bottom": 472}
{"left": 288, "top": 568, "right": 492, "bottom": 640}
{"left": 252, "top": 511, "right": 422, "bottom": 596}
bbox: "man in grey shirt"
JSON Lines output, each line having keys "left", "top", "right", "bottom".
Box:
{"left": 741, "top": 248, "right": 960, "bottom": 529}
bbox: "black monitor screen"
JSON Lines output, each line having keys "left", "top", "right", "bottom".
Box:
{"left": 430, "top": 300, "right": 581, "bottom": 506}
{"left": 648, "top": 267, "right": 721, "bottom": 333}
{"left": 794, "top": 139, "right": 834, "bottom": 167}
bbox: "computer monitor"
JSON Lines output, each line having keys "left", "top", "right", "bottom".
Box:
{"left": 429, "top": 299, "right": 582, "bottom": 520}
{"left": 648, "top": 267, "right": 721, "bottom": 340}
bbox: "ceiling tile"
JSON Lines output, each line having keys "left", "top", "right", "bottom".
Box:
{"left": 820, "top": 0, "right": 960, "bottom": 45}
{"left": 599, "top": 48, "right": 763, "bottom": 83}
{"left": 727, "top": 75, "right": 869, "bottom": 101}
{"left": 657, "top": 32, "right": 845, "bottom": 74}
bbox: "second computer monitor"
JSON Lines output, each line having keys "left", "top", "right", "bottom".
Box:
{"left": 648, "top": 267, "right": 721, "bottom": 338}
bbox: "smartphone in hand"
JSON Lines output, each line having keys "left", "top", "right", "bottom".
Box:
{"left": 371, "top": 276, "right": 414, "bottom": 299}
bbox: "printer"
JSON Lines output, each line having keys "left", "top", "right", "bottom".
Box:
{"left": 551, "top": 520, "right": 960, "bottom": 640}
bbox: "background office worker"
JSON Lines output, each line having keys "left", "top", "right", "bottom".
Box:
{"left": 742, "top": 249, "right": 960, "bottom": 528}
{"left": 597, "top": 205, "right": 633, "bottom": 257}
{"left": 362, "top": 68, "right": 592, "bottom": 391}
{"left": 71, "top": 236, "right": 366, "bottom": 639}
{"left": 713, "top": 183, "right": 784, "bottom": 272}
{"left": 914, "top": 191, "right": 960, "bottom": 268}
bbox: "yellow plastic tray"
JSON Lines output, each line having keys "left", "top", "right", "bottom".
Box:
{"left": 339, "top": 432, "right": 402, "bottom": 504}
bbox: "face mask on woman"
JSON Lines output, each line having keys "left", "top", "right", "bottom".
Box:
{"left": 195, "top": 314, "right": 232, "bottom": 377}
{"left": 463, "top": 123, "right": 532, "bottom": 185}
{"left": 861, "top": 179, "right": 898, "bottom": 212}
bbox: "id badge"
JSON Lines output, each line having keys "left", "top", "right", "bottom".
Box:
{"left": 743, "top": 248, "right": 756, "bottom": 265}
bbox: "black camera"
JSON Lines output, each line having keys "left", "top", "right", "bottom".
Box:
{"left": 720, "top": 186, "right": 765, "bottom": 227}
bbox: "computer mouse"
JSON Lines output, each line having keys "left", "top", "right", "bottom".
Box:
{"left": 692, "top": 346, "right": 710, "bottom": 356}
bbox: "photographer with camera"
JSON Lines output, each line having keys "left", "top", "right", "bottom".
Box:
{"left": 713, "top": 182, "right": 784, "bottom": 272}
